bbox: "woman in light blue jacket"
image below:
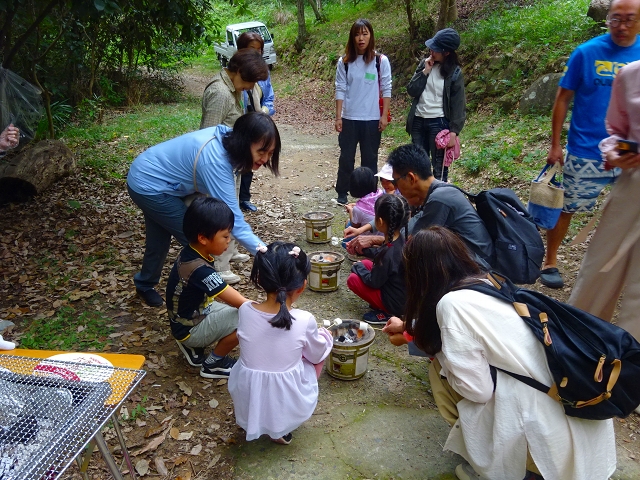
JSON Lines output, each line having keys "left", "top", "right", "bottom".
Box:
{"left": 127, "top": 112, "right": 280, "bottom": 306}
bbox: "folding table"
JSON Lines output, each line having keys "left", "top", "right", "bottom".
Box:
{"left": 0, "top": 349, "right": 146, "bottom": 480}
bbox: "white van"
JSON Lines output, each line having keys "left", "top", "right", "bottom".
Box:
{"left": 214, "top": 21, "right": 277, "bottom": 69}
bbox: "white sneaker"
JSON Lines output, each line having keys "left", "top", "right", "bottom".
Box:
{"left": 219, "top": 270, "right": 241, "bottom": 285}
{"left": 455, "top": 463, "right": 486, "bottom": 480}
{"left": 230, "top": 253, "right": 250, "bottom": 263}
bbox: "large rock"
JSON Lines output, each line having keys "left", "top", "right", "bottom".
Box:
{"left": 519, "top": 73, "right": 563, "bottom": 115}
{"left": 587, "top": 0, "right": 609, "bottom": 23}
{"left": 0, "top": 139, "right": 76, "bottom": 204}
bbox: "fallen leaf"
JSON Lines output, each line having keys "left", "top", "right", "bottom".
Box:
{"left": 154, "top": 457, "right": 169, "bottom": 476}
{"left": 208, "top": 398, "right": 219, "bottom": 409}
{"left": 178, "top": 431, "right": 193, "bottom": 441}
{"left": 182, "top": 409, "right": 190, "bottom": 416}
{"left": 173, "top": 455, "right": 189, "bottom": 466}
{"left": 176, "top": 471, "right": 192, "bottom": 480}
{"left": 216, "top": 379, "right": 227, "bottom": 386}
{"left": 176, "top": 381, "right": 192, "bottom": 396}
{"left": 208, "top": 454, "right": 221, "bottom": 468}
{"left": 170, "top": 427, "right": 180, "bottom": 440}
{"left": 135, "top": 418, "right": 146, "bottom": 427}
{"left": 189, "top": 444, "right": 202, "bottom": 455}
{"left": 132, "top": 422, "right": 173, "bottom": 456}
{"left": 135, "top": 459, "right": 149, "bottom": 476}
{"left": 68, "top": 290, "right": 94, "bottom": 301}
{"left": 145, "top": 425, "right": 164, "bottom": 438}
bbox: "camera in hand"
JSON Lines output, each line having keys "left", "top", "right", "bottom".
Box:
{"left": 617, "top": 139, "right": 638, "bottom": 154}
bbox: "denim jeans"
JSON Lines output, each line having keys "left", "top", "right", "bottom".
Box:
{"left": 239, "top": 171, "right": 253, "bottom": 203}
{"left": 127, "top": 184, "right": 189, "bottom": 291}
{"left": 411, "top": 116, "right": 450, "bottom": 182}
{"left": 336, "top": 119, "right": 381, "bottom": 196}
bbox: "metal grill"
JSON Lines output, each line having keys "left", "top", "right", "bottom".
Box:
{"left": 0, "top": 355, "right": 145, "bottom": 480}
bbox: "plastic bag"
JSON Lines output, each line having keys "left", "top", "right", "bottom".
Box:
{"left": 0, "top": 67, "right": 44, "bottom": 142}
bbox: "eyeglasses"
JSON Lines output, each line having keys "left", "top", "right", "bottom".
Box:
{"left": 607, "top": 15, "right": 638, "bottom": 28}
{"left": 391, "top": 174, "right": 407, "bottom": 187}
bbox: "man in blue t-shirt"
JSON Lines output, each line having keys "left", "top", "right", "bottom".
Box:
{"left": 540, "top": 0, "right": 640, "bottom": 289}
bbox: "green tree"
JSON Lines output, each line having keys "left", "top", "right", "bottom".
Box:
{"left": 0, "top": 0, "right": 218, "bottom": 137}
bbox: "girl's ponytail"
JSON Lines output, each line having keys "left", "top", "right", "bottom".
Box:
{"left": 374, "top": 194, "right": 411, "bottom": 245}
{"left": 270, "top": 286, "right": 292, "bottom": 330}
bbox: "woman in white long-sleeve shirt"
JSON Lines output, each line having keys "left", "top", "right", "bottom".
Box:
{"left": 383, "top": 226, "right": 616, "bottom": 480}
{"left": 334, "top": 18, "right": 391, "bottom": 205}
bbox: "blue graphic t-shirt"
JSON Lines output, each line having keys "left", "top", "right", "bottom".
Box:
{"left": 560, "top": 34, "right": 640, "bottom": 159}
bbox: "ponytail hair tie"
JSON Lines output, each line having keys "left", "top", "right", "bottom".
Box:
{"left": 288, "top": 246, "right": 301, "bottom": 258}
{"left": 277, "top": 287, "right": 287, "bottom": 293}
{"left": 256, "top": 244, "right": 268, "bottom": 253}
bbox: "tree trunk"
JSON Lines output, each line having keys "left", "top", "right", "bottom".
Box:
{"left": 404, "top": 0, "right": 416, "bottom": 41}
{"left": 437, "top": 0, "right": 458, "bottom": 31}
{"left": 0, "top": 140, "right": 76, "bottom": 204}
{"left": 307, "top": 0, "right": 323, "bottom": 22}
{"left": 295, "top": 0, "right": 307, "bottom": 52}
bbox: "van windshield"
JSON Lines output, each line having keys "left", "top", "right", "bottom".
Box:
{"left": 235, "top": 25, "right": 272, "bottom": 43}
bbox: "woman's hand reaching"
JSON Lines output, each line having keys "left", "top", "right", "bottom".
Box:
{"left": 382, "top": 316, "right": 407, "bottom": 346}
{"left": 382, "top": 316, "right": 404, "bottom": 334}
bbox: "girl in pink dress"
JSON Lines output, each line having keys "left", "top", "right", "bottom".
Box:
{"left": 228, "top": 242, "right": 332, "bottom": 445}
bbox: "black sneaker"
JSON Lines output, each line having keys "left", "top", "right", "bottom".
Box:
{"left": 136, "top": 288, "right": 164, "bottom": 307}
{"left": 336, "top": 194, "right": 348, "bottom": 205}
{"left": 200, "top": 355, "right": 236, "bottom": 379}
{"left": 175, "top": 340, "right": 205, "bottom": 367}
{"left": 363, "top": 310, "right": 391, "bottom": 325}
{"left": 271, "top": 432, "right": 292, "bottom": 445}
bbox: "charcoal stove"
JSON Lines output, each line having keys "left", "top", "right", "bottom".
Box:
{"left": 0, "top": 354, "right": 145, "bottom": 480}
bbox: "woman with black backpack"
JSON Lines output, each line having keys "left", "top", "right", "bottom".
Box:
{"left": 382, "top": 226, "right": 615, "bottom": 480}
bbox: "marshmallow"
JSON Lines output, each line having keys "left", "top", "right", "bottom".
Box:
{"left": 333, "top": 318, "right": 342, "bottom": 325}
{"left": 323, "top": 320, "right": 331, "bottom": 327}
{"left": 359, "top": 321, "right": 369, "bottom": 331}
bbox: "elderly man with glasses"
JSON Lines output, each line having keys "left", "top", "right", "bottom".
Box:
{"left": 344, "top": 144, "right": 493, "bottom": 268}
{"left": 538, "top": 0, "right": 640, "bottom": 290}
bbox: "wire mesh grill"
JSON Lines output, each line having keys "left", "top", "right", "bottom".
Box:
{"left": 0, "top": 355, "right": 145, "bottom": 480}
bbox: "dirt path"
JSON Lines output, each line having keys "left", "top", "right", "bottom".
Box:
{"left": 1, "top": 68, "right": 639, "bottom": 479}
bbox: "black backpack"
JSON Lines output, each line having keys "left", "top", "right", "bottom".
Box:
{"left": 472, "top": 188, "right": 544, "bottom": 284}
{"left": 437, "top": 185, "right": 544, "bottom": 284}
{"left": 464, "top": 272, "right": 640, "bottom": 420}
